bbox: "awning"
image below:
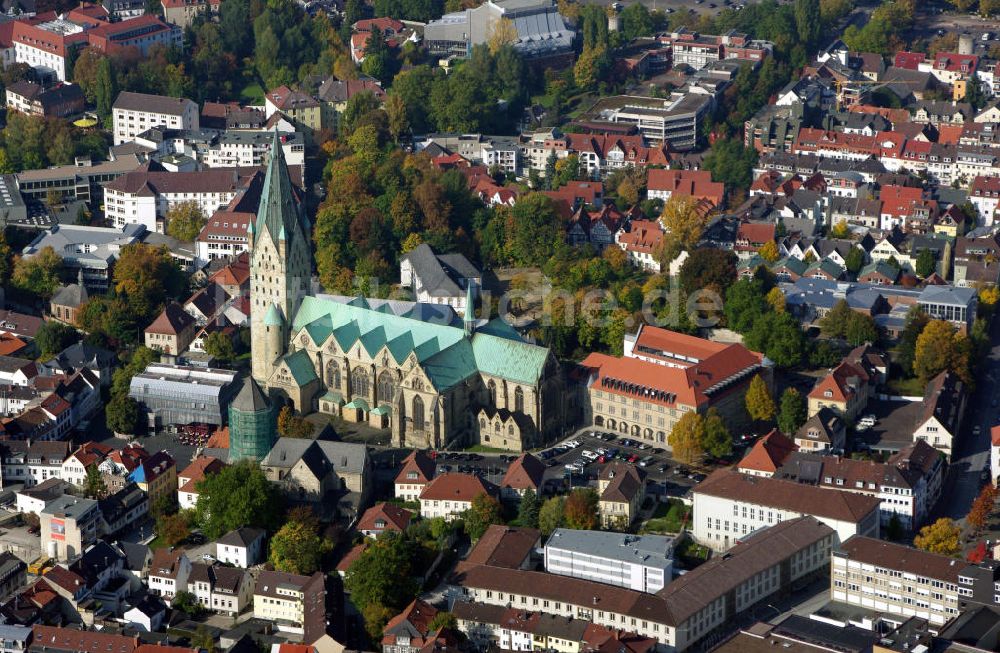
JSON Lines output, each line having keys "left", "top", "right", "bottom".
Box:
{"left": 370, "top": 405, "right": 392, "bottom": 416}
{"left": 344, "top": 397, "right": 370, "bottom": 412}
{"left": 321, "top": 391, "right": 343, "bottom": 404}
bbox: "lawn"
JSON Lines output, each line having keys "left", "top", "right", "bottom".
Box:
{"left": 887, "top": 376, "right": 925, "bottom": 397}
{"left": 239, "top": 82, "right": 265, "bottom": 105}
{"left": 675, "top": 536, "right": 710, "bottom": 570}
{"left": 642, "top": 499, "right": 690, "bottom": 534}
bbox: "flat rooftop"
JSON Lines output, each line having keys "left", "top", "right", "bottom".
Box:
{"left": 854, "top": 399, "right": 924, "bottom": 455}
{"left": 545, "top": 529, "right": 673, "bottom": 565}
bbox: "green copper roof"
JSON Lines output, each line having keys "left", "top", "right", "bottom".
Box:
{"left": 283, "top": 349, "right": 317, "bottom": 386}
{"left": 290, "top": 296, "right": 549, "bottom": 389}
{"left": 264, "top": 303, "right": 284, "bottom": 326}
{"left": 255, "top": 130, "right": 305, "bottom": 246}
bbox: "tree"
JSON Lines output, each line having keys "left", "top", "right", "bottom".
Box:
{"left": 820, "top": 299, "right": 853, "bottom": 338}
{"left": 765, "top": 286, "right": 786, "bottom": 313}
{"left": 11, "top": 247, "right": 63, "bottom": 299}
{"left": 758, "top": 240, "right": 780, "bottom": 263}
{"left": 36, "top": 321, "right": 77, "bottom": 358}
{"left": 269, "top": 516, "right": 330, "bottom": 574}
{"left": 487, "top": 16, "right": 517, "bottom": 53}
{"left": 277, "top": 405, "right": 314, "bottom": 438}
{"left": 172, "top": 591, "right": 204, "bottom": 617}
{"left": 362, "top": 602, "right": 394, "bottom": 644}
{"left": 885, "top": 514, "right": 904, "bottom": 541}
{"left": 574, "top": 44, "right": 609, "bottom": 89}
{"left": 195, "top": 460, "right": 284, "bottom": 538}
{"left": 538, "top": 496, "right": 564, "bottom": 535}
{"left": 670, "top": 412, "right": 705, "bottom": 464}
{"left": 777, "top": 388, "right": 807, "bottom": 434}
{"left": 845, "top": 312, "right": 879, "bottom": 346}
{"left": 343, "top": 530, "right": 419, "bottom": 610}
{"left": 428, "top": 612, "right": 457, "bottom": 631}
{"left": 94, "top": 57, "right": 117, "bottom": 124}
{"left": 745, "top": 374, "right": 776, "bottom": 422}
{"left": 384, "top": 93, "right": 409, "bottom": 142}
{"left": 844, "top": 247, "right": 865, "bottom": 275}
{"left": 660, "top": 194, "right": 709, "bottom": 261}
{"left": 165, "top": 201, "right": 206, "bottom": 242}
{"left": 725, "top": 278, "right": 767, "bottom": 334}
{"left": 106, "top": 395, "right": 139, "bottom": 435}
{"left": 914, "top": 518, "right": 962, "bottom": 556}
{"left": 914, "top": 319, "right": 969, "bottom": 383}
{"left": 896, "top": 307, "right": 929, "bottom": 376}
{"left": 517, "top": 489, "right": 541, "bottom": 529}
{"left": 915, "top": 248, "right": 936, "bottom": 278}
{"left": 464, "top": 492, "right": 503, "bottom": 540}
{"left": 794, "top": 0, "right": 821, "bottom": 48}
{"left": 157, "top": 512, "right": 191, "bottom": 547}
{"left": 967, "top": 484, "right": 997, "bottom": 533}
{"left": 744, "top": 312, "right": 806, "bottom": 368}
{"left": 620, "top": 3, "right": 654, "bottom": 40}
{"left": 83, "top": 465, "right": 106, "bottom": 499}
{"left": 563, "top": 488, "right": 599, "bottom": 530}
{"left": 679, "top": 248, "right": 736, "bottom": 295}
{"left": 830, "top": 220, "right": 850, "bottom": 239}
{"left": 701, "top": 408, "right": 732, "bottom": 458}
{"left": 113, "top": 243, "right": 187, "bottom": 320}
{"left": 703, "top": 137, "right": 758, "bottom": 192}
{"left": 203, "top": 331, "right": 236, "bottom": 362}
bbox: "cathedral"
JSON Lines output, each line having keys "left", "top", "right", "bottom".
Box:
{"left": 249, "top": 133, "right": 565, "bottom": 450}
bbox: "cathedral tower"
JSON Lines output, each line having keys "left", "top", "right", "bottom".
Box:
{"left": 250, "top": 131, "right": 312, "bottom": 388}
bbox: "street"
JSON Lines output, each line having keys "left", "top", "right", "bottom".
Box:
{"left": 935, "top": 316, "right": 1000, "bottom": 525}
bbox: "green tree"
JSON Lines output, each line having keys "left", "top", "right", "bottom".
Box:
{"left": 172, "top": 591, "right": 204, "bottom": 616}
{"left": 744, "top": 311, "right": 806, "bottom": 367}
{"left": 794, "top": 0, "right": 821, "bottom": 48}
{"left": 464, "top": 492, "right": 503, "bottom": 540}
{"left": 428, "top": 612, "right": 457, "bottom": 631}
{"left": 203, "top": 331, "right": 236, "bottom": 362}
{"left": 895, "top": 307, "right": 929, "bottom": 376}
{"left": 94, "top": 57, "right": 116, "bottom": 124}
{"left": 845, "top": 312, "right": 878, "bottom": 346}
{"left": 11, "top": 247, "right": 63, "bottom": 299}
{"left": 83, "top": 465, "right": 106, "bottom": 499}
{"left": 620, "top": 3, "right": 654, "bottom": 40}
{"left": 701, "top": 408, "right": 732, "bottom": 458}
{"left": 844, "top": 247, "right": 865, "bottom": 275}
{"left": 106, "top": 394, "right": 140, "bottom": 434}
{"left": 703, "top": 137, "right": 758, "bottom": 192}
{"left": 777, "top": 387, "right": 807, "bottom": 434}
{"left": 563, "top": 488, "right": 599, "bottom": 530}
{"left": 517, "top": 489, "right": 541, "bottom": 529}
{"left": 820, "top": 299, "right": 853, "bottom": 338}
{"left": 165, "top": 201, "right": 206, "bottom": 242}
{"left": 745, "top": 374, "right": 776, "bottom": 422}
{"left": 538, "top": 495, "right": 564, "bottom": 535}
{"left": 915, "top": 248, "right": 936, "bottom": 278}
{"left": 191, "top": 626, "right": 215, "bottom": 653}
{"left": 36, "top": 321, "right": 77, "bottom": 358}
{"left": 195, "top": 460, "right": 284, "bottom": 538}
{"left": 269, "top": 517, "right": 331, "bottom": 575}
{"left": 679, "top": 248, "right": 737, "bottom": 295}
{"left": 724, "top": 278, "right": 767, "bottom": 333}
{"left": 343, "top": 530, "right": 419, "bottom": 610}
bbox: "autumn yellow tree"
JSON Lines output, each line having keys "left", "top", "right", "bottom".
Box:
{"left": 669, "top": 412, "right": 705, "bottom": 464}
{"left": 914, "top": 518, "right": 962, "bottom": 556}
{"left": 830, "top": 220, "right": 850, "bottom": 239}
{"left": 487, "top": 17, "right": 517, "bottom": 53}
{"left": 745, "top": 374, "right": 776, "bottom": 423}
{"left": 979, "top": 285, "right": 1000, "bottom": 307}
{"left": 765, "top": 286, "right": 786, "bottom": 313}
{"left": 759, "top": 240, "right": 780, "bottom": 262}
{"left": 914, "top": 319, "right": 971, "bottom": 383}
{"left": 659, "top": 195, "right": 708, "bottom": 262}
{"left": 11, "top": 246, "right": 63, "bottom": 299}
{"left": 165, "top": 201, "right": 206, "bottom": 242}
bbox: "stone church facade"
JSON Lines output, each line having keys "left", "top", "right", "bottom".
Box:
{"left": 248, "top": 133, "right": 564, "bottom": 451}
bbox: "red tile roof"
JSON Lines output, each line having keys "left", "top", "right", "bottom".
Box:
{"left": 893, "top": 51, "right": 926, "bottom": 69}
{"left": 31, "top": 626, "right": 139, "bottom": 653}
{"left": 616, "top": 219, "right": 663, "bottom": 255}
{"left": 646, "top": 169, "right": 723, "bottom": 206}
{"left": 395, "top": 450, "right": 435, "bottom": 485}
{"left": 808, "top": 360, "right": 871, "bottom": 403}
{"left": 419, "top": 473, "right": 495, "bottom": 502}
{"left": 463, "top": 525, "right": 539, "bottom": 568}
{"left": 336, "top": 542, "right": 368, "bottom": 573}
{"left": 382, "top": 599, "right": 439, "bottom": 648}
{"left": 737, "top": 429, "right": 798, "bottom": 474}
{"left": 357, "top": 502, "right": 412, "bottom": 533}
{"left": 500, "top": 453, "right": 545, "bottom": 491}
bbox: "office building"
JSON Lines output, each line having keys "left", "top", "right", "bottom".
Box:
{"left": 544, "top": 529, "right": 674, "bottom": 593}
{"left": 128, "top": 364, "right": 238, "bottom": 430}
{"left": 112, "top": 92, "right": 199, "bottom": 146}
{"left": 40, "top": 495, "right": 101, "bottom": 561}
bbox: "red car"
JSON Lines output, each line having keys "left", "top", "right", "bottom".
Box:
{"left": 628, "top": 454, "right": 639, "bottom": 463}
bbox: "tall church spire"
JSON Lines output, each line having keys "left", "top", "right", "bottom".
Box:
{"left": 255, "top": 130, "right": 300, "bottom": 244}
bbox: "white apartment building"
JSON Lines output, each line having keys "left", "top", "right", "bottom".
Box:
{"left": 394, "top": 451, "right": 435, "bottom": 502}
{"left": 215, "top": 527, "right": 265, "bottom": 568}
{"left": 104, "top": 168, "right": 255, "bottom": 232}
{"left": 692, "top": 469, "right": 881, "bottom": 551}
{"left": 112, "top": 91, "right": 199, "bottom": 146}
{"left": 544, "top": 529, "right": 674, "bottom": 593}
{"left": 253, "top": 570, "right": 324, "bottom": 635}
{"left": 831, "top": 536, "right": 962, "bottom": 626}
{"left": 188, "top": 562, "right": 254, "bottom": 616}
{"left": 148, "top": 548, "right": 191, "bottom": 599}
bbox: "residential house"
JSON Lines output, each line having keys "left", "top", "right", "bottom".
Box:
{"left": 419, "top": 473, "right": 496, "bottom": 521}
{"left": 399, "top": 244, "right": 481, "bottom": 317}
{"left": 499, "top": 453, "right": 545, "bottom": 500}
{"left": 188, "top": 562, "right": 254, "bottom": 615}
{"left": 215, "top": 527, "right": 266, "bottom": 568}
{"left": 913, "top": 371, "right": 965, "bottom": 457}
{"left": 128, "top": 450, "right": 176, "bottom": 507}
{"left": 381, "top": 599, "right": 439, "bottom": 653}
{"left": 253, "top": 570, "right": 327, "bottom": 640}
{"left": 394, "top": 451, "right": 435, "bottom": 502}
{"left": 597, "top": 463, "right": 645, "bottom": 529}
{"left": 176, "top": 456, "right": 225, "bottom": 510}
{"left": 793, "top": 408, "right": 846, "bottom": 453}
{"left": 358, "top": 503, "right": 412, "bottom": 539}
{"left": 615, "top": 220, "right": 664, "bottom": 272}
{"left": 144, "top": 303, "right": 197, "bottom": 356}
{"left": 147, "top": 548, "right": 190, "bottom": 599}
{"left": 736, "top": 429, "right": 798, "bottom": 477}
